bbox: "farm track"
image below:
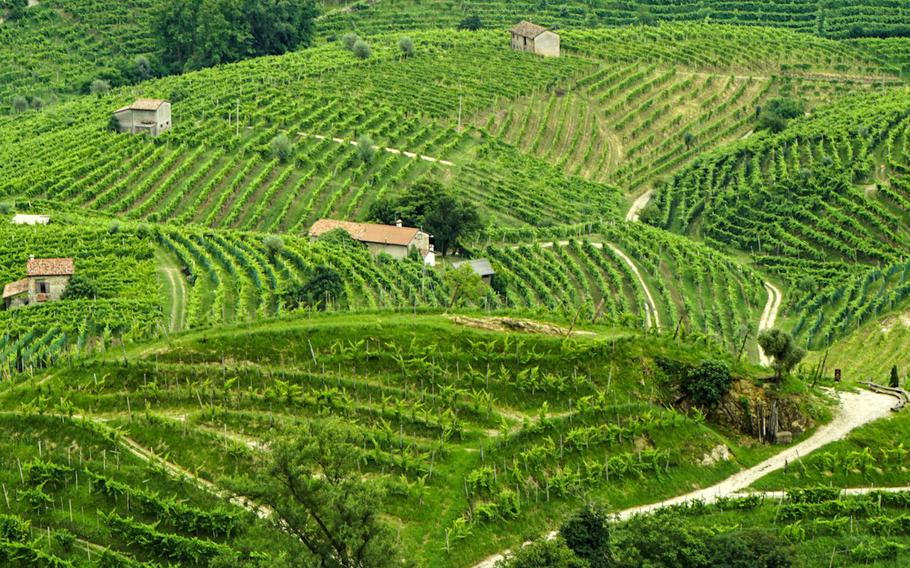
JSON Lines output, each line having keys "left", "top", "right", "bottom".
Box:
{"left": 625, "top": 190, "right": 652, "bottom": 222}
{"left": 757, "top": 282, "right": 783, "bottom": 367}
{"left": 472, "top": 389, "right": 897, "bottom": 568}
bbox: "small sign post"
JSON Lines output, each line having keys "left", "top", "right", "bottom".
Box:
{"left": 834, "top": 369, "right": 842, "bottom": 383}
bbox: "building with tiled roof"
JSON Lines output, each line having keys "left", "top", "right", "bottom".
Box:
{"left": 510, "top": 21, "right": 560, "bottom": 58}
{"left": 3, "top": 257, "right": 75, "bottom": 310}
{"left": 309, "top": 219, "right": 434, "bottom": 265}
{"left": 114, "top": 98, "right": 171, "bottom": 136}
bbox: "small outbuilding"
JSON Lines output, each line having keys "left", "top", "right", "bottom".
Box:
{"left": 309, "top": 219, "right": 435, "bottom": 265}
{"left": 453, "top": 258, "right": 496, "bottom": 286}
{"left": 2, "top": 257, "right": 75, "bottom": 310}
{"left": 11, "top": 214, "right": 50, "bottom": 225}
{"left": 510, "top": 21, "right": 560, "bottom": 58}
{"left": 114, "top": 99, "right": 172, "bottom": 136}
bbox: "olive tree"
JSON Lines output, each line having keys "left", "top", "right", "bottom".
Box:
{"left": 357, "top": 134, "right": 375, "bottom": 163}
{"left": 270, "top": 133, "right": 294, "bottom": 163}
{"left": 352, "top": 39, "right": 371, "bottom": 59}
{"left": 758, "top": 329, "right": 806, "bottom": 381}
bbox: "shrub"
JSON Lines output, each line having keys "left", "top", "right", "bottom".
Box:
{"left": 341, "top": 32, "right": 359, "bottom": 51}
{"left": 682, "top": 360, "right": 733, "bottom": 407}
{"left": 263, "top": 235, "right": 284, "bottom": 256}
{"left": 561, "top": 504, "right": 610, "bottom": 568}
{"left": 62, "top": 273, "right": 102, "bottom": 301}
{"left": 90, "top": 79, "right": 111, "bottom": 96}
{"left": 458, "top": 14, "right": 483, "bottom": 30}
{"left": 270, "top": 133, "right": 294, "bottom": 163}
{"left": 494, "top": 537, "right": 586, "bottom": 568}
{"left": 11, "top": 95, "right": 28, "bottom": 114}
{"left": 357, "top": 134, "right": 376, "bottom": 163}
{"left": 399, "top": 36, "right": 415, "bottom": 57}
{"left": 353, "top": 39, "right": 372, "bottom": 59}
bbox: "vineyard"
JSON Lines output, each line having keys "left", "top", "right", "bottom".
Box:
{"left": 317, "top": 0, "right": 910, "bottom": 41}
{"left": 645, "top": 87, "right": 910, "bottom": 348}
{"left": 0, "top": 313, "right": 789, "bottom": 567}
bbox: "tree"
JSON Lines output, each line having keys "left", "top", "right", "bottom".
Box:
{"left": 398, "top": 36, "right": 415, "bottom": 58}
{"left": 134, "top": 55, "right": 154, "bottom": 81}
{"left": 357, "top": 134, "right": 375, "bottom": 163}
{"left": 757, "top": 97, "right": 806, "bottom": 133}
{"left": 758, "top": 329, "right": 806, "bottom": 382}
{"left": 444, "top": 264, "right": 486, "bottom": 309}
{"left": 90, "top": 79, "right": 111, "bottom": 96}
{"left": 352, "top": 39, "right": 372, "bottom": 59}
{"left": 11, "top": 95, "right": 28, "bottom": 114}
{"left": 707, "top": 529, "right": 793, "bottom": 568}
{"left": 458, "top": 14, "right": 483, "bottom": 31}
{"left": 424, "top": 193, "right": 481, "bottom": 256}
{"left": 281, "top": 265, "right": 344, "bottom": 310}
{"left": 262, "top": 235, "right": 284, "bottom": 256}
{"left": 341, "top": 32, "right": 359, "bottom": 51}
{"left": 152, "top": 0, "right": 315, "bottom": 73}
{"left": 62, "top": 273, "right": 102, "bottom": 300}
{"left": 270, "top": 133, "right": 294, "bottom": 163}
{"left": 264, "top": 420, "right": 403, "bottom": 568}
{"left": 682, "top": 360, "right": 733, "bottom": 408}
{"left": 494, "top": 538, "right": 586, "bottom": 568}
{"left": 890, "top": 365, "right": 900, "bottom": 389}
{"left": 561, "top": 504, "right": 610, "bottom": 568}
{"left": 107, "top": 114, "right": 122, "bottom": 132}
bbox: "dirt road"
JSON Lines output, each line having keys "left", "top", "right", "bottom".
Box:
{"left": 757, "top": 282, "right": 783, "bottom": 366}
{"left": 625, "top": 190, "right": 652, "bottom": 222}
{"left": 472, "top": 389, "right": 895, "bottom": 568}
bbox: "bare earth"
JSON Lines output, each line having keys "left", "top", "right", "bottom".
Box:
{"left": 757, "top": 282, "right": 783, "bottom": 367}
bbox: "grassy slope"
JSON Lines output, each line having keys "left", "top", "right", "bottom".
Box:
{"left": 0, "top": 312, "right": 822, "bottom": 566}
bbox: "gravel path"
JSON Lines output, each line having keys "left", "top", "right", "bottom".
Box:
{"left": 757, "top": 281, "right": 783, "bottom": 366}
{"left": 607, "top": 243, "right": 661, "bottom": 330}
{"left": 625, "top": 190, "right": 652, "bottom": 222}
{"left": 471, "top": 389, "right": 895, "bottom": 568}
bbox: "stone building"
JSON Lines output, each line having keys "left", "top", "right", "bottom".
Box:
{"left": 309, "top": 219, "right": 434, "bottom": 265}
{"left": 510, "top": 21, "right": 560, "bottom": 58}
{"left": 113, "top": 99, "right": 172, "bottom": 136}
{"left": 453, "top": 258, "right": 496, "bottom": 286}
{"left": 2, "top": 257, "right": 75, "bottom": 309}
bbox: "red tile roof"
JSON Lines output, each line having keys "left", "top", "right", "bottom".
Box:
{"left": 27, "top": 258, "right": 75, "bottom": 277}
{"left": 308, "top": 219, "right": 421, "bottom": 247}
{"left": 129, "top": 98, "right": 168, "bottom": 111}
{"left": 2, "top": 278, "right": 28, "bottom": 299}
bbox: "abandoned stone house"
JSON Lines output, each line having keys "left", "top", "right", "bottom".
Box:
{"left": 308, "top": 219, "right": 435, "bottom": 265}
{"left": 2, "top": 257, "right": 75, "bottom": 310}
{"left": 452, "top": 258, "right": 496, "bottom": 286}
{"left": 113, "top": 99, "right": 172, "bottom": 136}
{"left": 510, "top": 21, "right": 560, "bottom": 58}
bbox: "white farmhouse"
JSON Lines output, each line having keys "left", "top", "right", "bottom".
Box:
{"left": 113, "top": 99, "right": 172, "bottom": 136}
{"left": 309, "top": 219, "right": 434, "bottom": 265}
{"left": 510, "top": 21, "right": 560, "bottom": 58}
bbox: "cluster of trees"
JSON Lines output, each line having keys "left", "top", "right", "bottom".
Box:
{"left": 497, "top": 504, "right": 793, "bottom": 568}
{"left": 756, "top": 97, "right": 807, "bottom": 133}
{"left": 368, "top": 181, "right": 481, "bottom": 256}
{"left": 151, "top": 0, "right": 317, "bottom": 72}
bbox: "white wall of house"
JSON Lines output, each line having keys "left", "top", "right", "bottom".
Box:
{"left": 366, "top": 243, "right": 410, "bottom": 259}
{"left": 534, "top": 31, "right": 560, "bottom": 57}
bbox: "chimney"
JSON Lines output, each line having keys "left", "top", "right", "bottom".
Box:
{"left": 29, "top": 255, "right": 34, "bottom": 260}
{"left": 396, "top": 219, "right": 403, "bottom": 228}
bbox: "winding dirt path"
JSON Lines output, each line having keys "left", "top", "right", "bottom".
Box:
{"left": 607, "top": 243, "right": 661, "bottom": 331}
{"left": 757, "top": 281, "right": 783, "bottom": 367}
{"left": 472, "top": 389, "right": 896, "bottom": 568}
{"left": 625, "top": 190, "right": 652, "bottom": 222}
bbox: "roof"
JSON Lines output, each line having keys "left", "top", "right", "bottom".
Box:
{"left": 453, "top": 258, "right": 495, "bottom": 277}
{"left": 511, "top": 21, "right": 550, "bottom": 39}
{"left": 2, "top": 278, "right": 28, "bottom": 299}
{"left": 11, "top": 214, "right": 50, "bottom": 225}
{"left": 308, "top": 219, "right": 422, "bottom": 247}
{"left": 27, "top": 258, "right": 75, "bottom": 277}
{"left": 116, "top": 99, "right": 168, "bottom": 114}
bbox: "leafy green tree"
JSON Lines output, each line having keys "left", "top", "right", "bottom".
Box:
{"left": 341, "top": 32, "right": 359, "bottom": 51}
{"left": 11, "top": 95, "right": 28, "bottom": 114}
{"left": 263, "top": 419, "right": 403, "bottom": 568}
{"left": 134, "top": 55, "right": 154, "bottom": 81}
{"left": 444, "top": 263, "right": 486, "bottom": 309}
{"left": 609, "top": 510, "right": 714, "bottom": 567}
{"left": 758, "top": 329, "right": 806, "bottom": 382}
{"left": 357, "top": 134, "right": 375, "bottom": 163}
{"left": 281, "top": 265, "right": 344, "bottom": 310}
{"left": 757, "top": 97, "right": 806, "bottom": 133}
{"left": 890, "top": 365, "right": 900, "bottom": 388}
{"left": 270, "top": 133, "right": 294, "bottom": 163}
{"left": 399, "top": 36, "right": 415, "bottom": 58}
{"left": 262, "top": 235, "right": 284, "bottom": 256}
{"left": 682, "top": 360, "right": 733, "bottom": 408}
{"left": 458, "top": 14, "right": 483, "bottom": 30}
{"left": 494, "top": 538, "right": 587, "bottom": 568}
{"left": 62, "top": 273, "right": 102, "bottom": 300}
{"left": 243, "top": 0, "right": 317, "bottom": 56}
{"left": 90, "top": 79, "right": 111, "bottom": 96}
{"left": 561, "top": 504, "right": 610, "bottom": 568}
{"left": 352, "top": 39, "right": 372, "bottom": 59}
{"left": 707, "top": 529, "right": 793, "bottom": 568}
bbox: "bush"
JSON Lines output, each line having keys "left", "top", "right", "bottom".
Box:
{"left": 62, "top": 273, "right": 102, "bottom": 301}
{"left": 341, "top": 32, "right": 359, "bottom": 51}
{"left": 494, "top": 538, "right": 586, "bottom": 568}
{"left": 561, "top": 504, "right": 610, "bottom": 567}
{"left": 682, "top": 360, "right": 733, "bottom": 407}
{"left": 458, "top": 14, "right": 483, "bottom": 30}
{"left": 281, "top": 266, "right": 344, "bottom": 310}
{"left": 757, "top": 97, "right": 806, "bottom": 133}
{"left": 90, "top": 79, "right": 111, "bottom": 96}
{"left": 270, "top": 133, "right": 294, "bottom": 163}
{"left": 11, "top": 95, "right": 28, "bottom": 114}
{"left": 263, "top": 235, "right": 284, "bottom": 256}
{"left": 353, "top": 39, "right": 372, "bottom": 59}
{"left": 399, "top": 36, "right": 415, "bottom": 57}
{"left": 357, "top": 134, "right": 376, "bottom": 163}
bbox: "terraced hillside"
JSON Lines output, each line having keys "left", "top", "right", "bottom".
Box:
{"left": 0, "top": 313, "right": 802, "bottom": 567}
{"left": 318, "top": 0, "right": 910, "bottom": 40}
{"left": 645, "top": 87, "right": 910, "bottom": 348}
